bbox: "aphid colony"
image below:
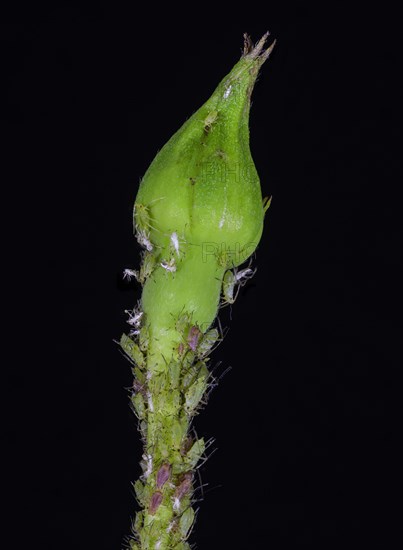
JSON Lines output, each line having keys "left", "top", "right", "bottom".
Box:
{"left": 127, "top": 202, "right": 257, "bottom": 302}
{"left": 120, "top": 305, "right": 219, "bottom": 550}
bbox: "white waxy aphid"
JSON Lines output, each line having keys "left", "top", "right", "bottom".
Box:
{"left": 147, "top": 391, "right": 154, "bottom": 413}
{"left": 166, "top": 521, "right": 175, "bottom": 533}
{"left": 222, "top": 266, "right": 256, "bottom": 304}
{"left": 179, "top": 507, "right": 195, "bottom": 539}
{"left": 235, "top": 267, "right": 256, "bottom": 282}
{"left": 223, "top": 84, "right": 232, "bottom": 99}
{"left": 136, "top": 230, "right": 153, "bottom": 252}
{"left": 161, "top": 259, "right": 176, "bottom": 273}
{"left": 173, "top": 497, "right": 181, "bottom": 512}
{"left": 155, "top": 540, "right": 162, "bottom": 549}
{"left": 170, "top": 232, "right": 180, "bottom": 256}
{"left": 123, "top": 268, "right": 137, "bottom": 281}
{"left": 125, "top": 308, "right": 143, "bottom": 328}
{"left": 142, "top": 453, "right": 153, "bottom": 479}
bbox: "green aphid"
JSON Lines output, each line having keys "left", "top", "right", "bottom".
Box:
{"left": 129, "top": 541, "right": 140, "bottom": 550}
{"left": 138, "top": 326, "right": 149, "bottom": 352}
{"left": 175, "top": 312, "right": 191, "bottom": 335}
{"left": 120, "top": 333, "right": 145, "bottom": 368}
{"left": 172, "top": 458, "right": 185, "bottom": 475}
{"left": 204, "top": 109, "right": 218, "bottom": 132}
{"left": 164, "top": 389, "right": 181, "bottom": 411}
{"left": 152, "top": 371, "right": 168, "bottom": 395}
{"left": 132, "top": 366, "right": 145, "bottom": 385}
{"left": 197, "top": 328, "right": 219, "bottom": 358}
{"left": 131, "top": 392, "right": 146, "bottom": 420}
{"left": 157, "top": 432, "right": 170, "bottom": 459}
{"left": 184, "top": 370, "right": 209, "bottom": 414}
{"left": 168, "top": 360, "right": 181, "bottom": 390}
{"left": 184, "top": 438, "right": 205, "bottom": 470}
{"left": 181, "top": 350, "right": 195, "bottom": 370}
{"left": 171, "top": 417, "right": 187, "bottom": 449}
{"left": 133, "top": 509, "right": 143, "bottom": 532}
{"left": 133, "top": 202, "right": 152, "bottom": 233}
{"left": 222, "top": 269, "right": 237, "bottom": 305}
{"left": 138, "top": 251, "right": 156, "bottom": 285}
{"left": 179, "top": 507, "right": 195, "bottom": 539}
{"left": 182, "top": 361, "right": 208, "bottom": 391}
{"left": 134, "top": 480, "right": 145, "bottom": 506}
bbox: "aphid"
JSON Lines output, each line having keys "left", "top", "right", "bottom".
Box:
{"left": 175, "top": 312, "right": 191, "bottom": 334}
{"left": 138, "top": 326, "right": 149, "bottom": 352}
{"left": 221, "top": 265, "right": 256, "bottom": 305}
{"left": 126, "top": 307, "right": 143, "bottom": 328}
{"left": 179, "top": 507, "right": 195, "bottom": 539}
{"left": 123, "top": 268, "right": 137, "bottom": 281}
{"left": 120, "top": 334, "right": 145, "bottom": 368}
{"left": 148, "top": 491, "right": 163, "bottom": 515}
{"left": 174, "top": 472, "right": 193, "bottom": 501}
{"left": 171, "top": 417, "right": 188, "bottom": 450}
{"left": 177, "top": 342, "right": 185, "bottom": 356}
{"left": 133, "top": 510, "right": 144, "bottom": 532}
{"left": 133, "top": 198, "right": 164, "bottom": 234}
{"left": 134, "top": 480, "right": 145, "bottom": 506}
{"left": 155, "top": 539, "right": 162, "bottom": 549}
{"left": 197, "top": 328, "right": 219, "bottom": 358}
{"left": 170, "top": 232, "right": 180, "bottom": 256}
{"left": 161, "top": 258, "right": 176, "bottom": 273}
{"left": 235, "top": 267, "right": 256, "bottom": 283}
{"left": 184, "top": 371, "right": 208, "bottom": 414}
{"left": 204, "top": 110, "right": 218, "bottom": 132}
{"left": 168, "top": 360, "right": 181, "bottom": 390}
{"left": 180, "top": 436, "right": 194, "bottom": 457}
{"left": 133, "top": 202, "right": 152, "bottom": 233}
{"left": 141, "top": 453, "right": 153, "bottom": 479}
{"left": 131, "top": 392, "right": 146, "bottom": 420}
{"left": 223, "top": 84, "right": 232, "bottom": 99}
{"left": 181, "top": 361, "right": 204, "bottom": 390}
{"left": 187, "top": 325, "right": 201, "bottom": 352}
{"left": 181, "top": 350, "right": 196, "bottom": 370}
{"left": 184, "top": 438, "right": 205, "bottom": 470}
{"left": 166, "top": 520, "right": 178, "bottom": 533}
{"left": 140, "top": 250, "right": 156, "bottom": 282}
{"left": 173, "top": 496, "right": 181, "bottom": 512}
{"left": 133, "top": 378, "right": 147, "bottom": 397}
{"left": 139, "top": 420, "right": 147, "bottom": 441}
{"left": 136, "top": 229, "right": 153, "bottom": 252}
{"left": 222, "top": 269, "right": 237, "bottom": 304}
{"left": 156, "top": 462, "right": 171, "bottom": 489}
{"left": 147, "top": 391, "right": 154, "bottom": 413}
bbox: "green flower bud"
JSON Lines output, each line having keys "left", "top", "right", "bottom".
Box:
{"left": 135, "top": 33, "right": 275, "bottom": 364}
{"left": 135, "top": 33, "right": 275, "bottom": 260}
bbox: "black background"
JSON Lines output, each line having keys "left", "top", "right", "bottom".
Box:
{"left": 3, "top": 2, "right": 401, "bottom": 549}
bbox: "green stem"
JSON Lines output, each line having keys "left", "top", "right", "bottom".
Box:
{"left": 120, "top": 33, "right": 276, "bottom": 550}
